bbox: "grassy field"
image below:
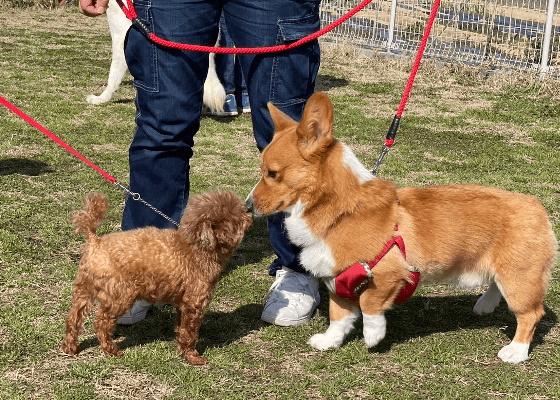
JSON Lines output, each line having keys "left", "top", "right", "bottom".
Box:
{"left": 1, "top": 5, "right": 560, "bottom": 400}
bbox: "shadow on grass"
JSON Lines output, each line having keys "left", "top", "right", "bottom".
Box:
{"left": 354, "top": 294, "right": 559, "bottom": 357}
{"left": 316, "top": 74, "right": 350, "bottom": 92}
{"left": 74, "top": 303, "right": 265, "bottom": 357}
{"left": 0, "top": 158, "right": 54, "bottom": 176}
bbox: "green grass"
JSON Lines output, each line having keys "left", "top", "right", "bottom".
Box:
{"left": 1, "top": 6, "right": 560, "bottom": 400}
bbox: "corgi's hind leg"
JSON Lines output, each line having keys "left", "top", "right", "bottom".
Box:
{"left": 494, "top": 276, "right": 546, "bottom": 363}
{"left": 497, "top": 308, "right": 544, "bottom": 363}
{"left": 473, "top": 280, "right": 502, "bottom": 315}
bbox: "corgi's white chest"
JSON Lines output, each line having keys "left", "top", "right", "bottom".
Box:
{"left": 284, "top": 202, "right": 336, "bottom": 278}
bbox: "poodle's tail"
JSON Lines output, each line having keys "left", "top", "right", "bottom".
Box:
{"left": 72, "top": 193, "right": 109, "bottom": 242}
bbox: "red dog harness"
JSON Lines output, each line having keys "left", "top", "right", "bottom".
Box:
{"left": 334, "top": 235, "right": 420, "bottom": 303}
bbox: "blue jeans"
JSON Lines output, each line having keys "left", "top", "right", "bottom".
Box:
{"left": 215, "top": 13, "right": 246, "bottom": 97}
{"left": 123, "top": 0, "right": 321, "bottom": 275}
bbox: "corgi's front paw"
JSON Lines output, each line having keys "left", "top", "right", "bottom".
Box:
{"left": 308, "top": 332, "right": 342, "bottom": 350}
{"left": 363, "top": 314, "right": 386, "bottom": 348}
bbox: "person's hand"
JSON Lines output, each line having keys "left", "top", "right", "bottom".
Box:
{"left": 78, "top": 0, "right": 109, "bottom": 16}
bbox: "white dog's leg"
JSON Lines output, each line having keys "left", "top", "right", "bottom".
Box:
{"left": 87, "top": 0, "right": 131, "bottom": 105}
{"left": 473, "top": 280, "right": 502, "bottom": 315}
{"left": 202, "top": 52, "right": 226, "bottom": 113}
{"left": 308, "top": 308, "right": 360, "bottom": 350}
{"left": 363, "top": 314, "right": 387, "bottom": 348}
{"left": 498, "top": 341, "right": 530, "bottom": 364}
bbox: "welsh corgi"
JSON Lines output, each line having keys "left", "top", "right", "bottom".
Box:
{"left": 246, "top": 92, "right": 557, "bottom": 363}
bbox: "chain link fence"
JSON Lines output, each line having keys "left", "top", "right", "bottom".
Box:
{"left": 320, "top": 0, "right": 559, "bottom": 75}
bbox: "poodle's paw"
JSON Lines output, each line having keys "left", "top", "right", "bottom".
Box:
{"left": 498, "top": 341, "right": 530, "bottom": 364}
{"left": 183, "top": 349, "right": 208, "bottom": 366}
{"left": 61, "top": 339, "right": 80, "bottom": 356}
{"left": 308, "top": 332, "right": 343, "bottom": 350}
{"left": 101, "top": 344, "right": 124, "bottom": 357}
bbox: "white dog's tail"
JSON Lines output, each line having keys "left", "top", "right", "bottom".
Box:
{"left": 202, "top": 53, "right": 226, "bottom": 113}
{"left": 72, "top": 194, "right": 109, "bottom": 242}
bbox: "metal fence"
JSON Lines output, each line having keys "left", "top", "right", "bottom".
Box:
{"left": 320, "top": 0, "right": 560, "bottom": 74}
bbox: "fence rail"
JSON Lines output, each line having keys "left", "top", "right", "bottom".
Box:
{"left": 320, "top": 0, "right": 559, "bottom": 74}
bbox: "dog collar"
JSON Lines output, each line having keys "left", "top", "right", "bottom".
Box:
{"left": 334, "top": 235, "right": 420, "bottom": 303}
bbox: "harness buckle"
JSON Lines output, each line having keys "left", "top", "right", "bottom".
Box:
{"left": 352, "top": 262, "right": 374, "bottom": 298}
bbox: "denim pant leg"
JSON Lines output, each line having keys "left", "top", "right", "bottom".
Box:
{"left": 215, "top": 13, "right": 236, "bottom": 96}
{"left": 122, "top": 0, "right": 220, "bottom": 230}
{"left": 224, "top": 0, "right": 321, "bottom": 275}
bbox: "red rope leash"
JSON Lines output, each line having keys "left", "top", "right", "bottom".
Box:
{"left": 116, "top": 0, "right": 374, "bottom": 54}
{"left": 0, "top": 94, "right": 117, "bottom": 183}
{"left": 0, "top": 94, "right": 180, "bottom": 226}
{"left": 371, "top": 0, "right": 441, "bottom": 175}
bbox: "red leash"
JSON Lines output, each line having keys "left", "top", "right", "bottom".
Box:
{"left": 0, "top": 94, "right": 180, "bottom": 227}
{"left": 371, "top": 0, "right": 441, "bottom": 175}
{"left": 0, "top": 95, "right": 117, "bottom": 184}
{"left": 1, "top": 0, "right": 440, "bottom": 221}
{"left": 116, "top": 0, "right": 375, "bottom": 54}
{"left": 116, "top": 0, "right": 440, "bottom": 172}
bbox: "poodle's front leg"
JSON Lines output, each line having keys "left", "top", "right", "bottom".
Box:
{"left": 176, "top": 305, "right": 207, "bottom": 365}
{"left": 308, "top": 293, "right": 360, "bottom": 350}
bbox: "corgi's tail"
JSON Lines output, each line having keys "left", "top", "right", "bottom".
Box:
{"left": 72, "top": 193, "right": 109, "bottom": 241}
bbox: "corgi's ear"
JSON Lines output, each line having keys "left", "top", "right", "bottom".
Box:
{"left": 268, "top": 102, "right": 297, "bottom": 131}
{"left": 296, "top": 92, "right": 334, "bottom": 160}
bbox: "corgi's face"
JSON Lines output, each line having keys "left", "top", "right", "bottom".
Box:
{"left": 247, "top": 93, "right": 335, "bottom": 216}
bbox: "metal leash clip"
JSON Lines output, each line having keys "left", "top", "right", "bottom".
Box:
{"left": 113, "top": 181, "right": 180, "bottom": 227}
{"left": 371, "top": 115, "right": 400, "bottom": 176}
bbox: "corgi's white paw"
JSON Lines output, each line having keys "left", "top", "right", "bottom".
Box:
{"left": 308, "top": 332, "right": 342, "bottom": 350}
{"left": 363, "top": 314, "right": 386, "bottom": 348}
{"left": 498, "top": 341, "right": 530, "bottom": 364}
{"left": 473, "top": 282, "right": 502, "bottom": 315}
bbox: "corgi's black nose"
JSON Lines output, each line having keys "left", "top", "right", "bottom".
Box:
{"left": 245, "top": 198, "right": 254, "bottom": 213}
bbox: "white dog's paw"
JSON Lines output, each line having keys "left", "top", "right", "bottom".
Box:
{"left": 497, "top": 341, "right": 530, "bottom": 364}
{"left": 308, "top": 332, "right": 343, "bottom": 350}
{"left": 86, "top": 94, "right": 110, "bottom": 105}
{"left": 363, "top": 314, "right": 386, "bottom": 348}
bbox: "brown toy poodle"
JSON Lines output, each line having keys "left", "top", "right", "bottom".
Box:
{"left": 61, "top": 191, "right": 252, "bottom": 365}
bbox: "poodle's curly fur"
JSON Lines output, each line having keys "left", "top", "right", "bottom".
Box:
{"left": 61, "top": 191, "right": 252, "bottom": 365}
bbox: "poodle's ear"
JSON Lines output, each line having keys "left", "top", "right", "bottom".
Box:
{"left": 178, "top": 219, "right": 217, "bottom": 249}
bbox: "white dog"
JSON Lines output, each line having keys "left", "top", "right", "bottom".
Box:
{"left": 87, "top": 0, "right": 225, "bottom": 112}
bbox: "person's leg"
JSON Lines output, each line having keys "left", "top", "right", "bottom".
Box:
{"left": 225, "top": 0, "right": 321, "bottom": 325}
{"left": 119, "top": 0, "right": 220, "bottom": 323}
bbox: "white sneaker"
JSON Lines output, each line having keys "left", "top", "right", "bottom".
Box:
{"left": 261, "top": 267, "right": 320, "bottom": 326}
{"left": 117, "top": 299, "right": 151, "bottom": 325}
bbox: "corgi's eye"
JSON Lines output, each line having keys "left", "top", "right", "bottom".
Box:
{"left": 267, "top": 170, "right": 277, "bottom": 179}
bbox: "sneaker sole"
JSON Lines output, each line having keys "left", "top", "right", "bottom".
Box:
{"left": 261, "top": 311, "right": 315, "bottom": 326}
{"left": 117, "top": 309, "right": 149, "bottom": 325}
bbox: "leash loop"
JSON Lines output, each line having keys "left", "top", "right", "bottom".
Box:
{"left": 116, "top": 0, "right": 375, "bottom": 54}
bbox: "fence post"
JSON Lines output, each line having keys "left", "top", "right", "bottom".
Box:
{"left": 540, "top": 0, "right": 557, "bottom": 74}
{"left": 387, "top": 0, "right": 398, "bottom": 50}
